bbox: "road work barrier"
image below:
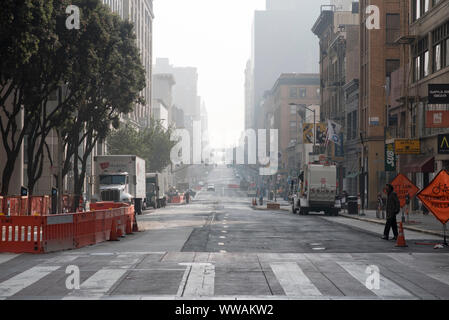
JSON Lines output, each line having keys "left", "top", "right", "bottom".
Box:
{"left": 0, "top": 202, "right": 136, "bottom": 254}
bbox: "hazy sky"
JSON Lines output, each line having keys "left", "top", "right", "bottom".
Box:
{"left": 153, "top": 0, "right": 329, "bottom": 149}
{"left": 153, "top": 0, "right": 266, "bottom": 149}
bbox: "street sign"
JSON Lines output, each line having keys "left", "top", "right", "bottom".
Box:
{"left": 438, "top": 134, "right": 449, "bottom": 154}
{"left": 426, "top": 110, "right": 449, "bottom": 128}
{"left": 428, "top": 84, "right": 449, "bottom": 104}
{"left": 417, "top": 170, "right": 449, "bottom": 224}
{"left": 385, "top": 143, "right": 396, "bottom": 172}
{"left": 390, "top": 174, "right": 419, "bottom": 208}
{"left": 21, "top": 187, "right": 28, "bottom": 196}
{"left": 394, "top": 139, "right": 420, "bottom": 155}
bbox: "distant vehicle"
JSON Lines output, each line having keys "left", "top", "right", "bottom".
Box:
{"left": 207, "top": 184, "right": 215, "bottom": 192}
{"left": 199, "top": 181, "right": 204, "bottom": 186}
{"left": 291, "top": 163, "right": 338, "bottom": 216}
{"left": 93, "top": 155, "right": 146, "bottom": 214}
{"left": 247, "top": 188, "right": 257, "bottom": 198}
{"left": 145, "top": 172, "right": 167, "bottom": 209}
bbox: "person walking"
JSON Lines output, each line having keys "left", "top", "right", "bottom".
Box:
{"left": 382, "top": 184, "right": 401, "bottom": 240}
{"left": 376, "top": 193, "right": 385, "bottom": 219}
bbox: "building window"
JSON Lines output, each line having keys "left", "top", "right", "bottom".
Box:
{"left": 413, "top": 0, "right": 430, "bottom": 21}
{"left": 412, "top": 36, "right": 429, "bottom": 81}
{"left": 290, "top": 105, "right": 297, "bottom": 115}
{"left": 434, "top": 43, "right": 442, "bottom": 72}
{"left": 446, "top": 39, "right": 449, "bottom": 67}
{"left": 290, "top": 121, "right": 297, "bottom": 128}
{"left": 316, "top": 88, "right": 320, "bottom": 97}
{"left": 424, "top": 50, "right": 430, "bottom": 77}
{"left": 386, "top": 14, "right": 400, "bottom": 44}
{"left": 432, "top": 21, "right": 449, "bottom": 71}
{"left": 299, "top": 88, "right": 307, "bottom": 98}
{"left": 289, "top": 87, "right": 298, "bottom": 98}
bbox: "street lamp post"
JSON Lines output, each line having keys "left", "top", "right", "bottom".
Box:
{"left": 289, "top": 103, "right": 316, "bottom": 152}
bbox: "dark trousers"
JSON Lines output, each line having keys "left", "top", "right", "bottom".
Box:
{"left": 384, "top": 216, "right": 398, "bottom": 238}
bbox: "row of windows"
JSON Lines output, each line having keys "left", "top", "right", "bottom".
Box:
{"left": 413, "top": 20, "right": 449, "bottom": 82}
{"left": 289, "top": 87, "right": 320, "bottom": 99}
{"left": 413, "top": 0, "right": 443, "bottom": 22}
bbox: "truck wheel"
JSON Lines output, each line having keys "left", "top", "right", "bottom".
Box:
{"left": 291, "top": 204, "right": 297, "bottom": 214}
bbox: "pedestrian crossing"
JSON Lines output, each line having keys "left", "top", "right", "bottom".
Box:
{"left": 0, "top": 252, "right": 448, "bottom": 300}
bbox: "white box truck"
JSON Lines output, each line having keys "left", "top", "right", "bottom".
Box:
{"left": 145, "top": 172, "right": 168, "bottom": 209}
{"left": 93, "top": 155, "right": 146, "bottom": 214}
{"left": 291, "top": 163, "right": 339, "bottom": 216}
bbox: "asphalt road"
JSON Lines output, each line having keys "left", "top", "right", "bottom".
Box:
{"left": 0, "top": 166, "right": 448, "bottom": 300}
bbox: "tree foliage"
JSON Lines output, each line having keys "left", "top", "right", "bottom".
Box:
{"left": 107, "top": 119, "right": 178, "bottom": 173}
{"left": 0, "top": 0, "right": 146, "bottom": 201}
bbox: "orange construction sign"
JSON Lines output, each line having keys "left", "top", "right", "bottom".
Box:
{"left": 391, "top": 174, "right": 419, "bottom": 208}
{"left": 417, "top": 170, "right": 449, "bottom": 225}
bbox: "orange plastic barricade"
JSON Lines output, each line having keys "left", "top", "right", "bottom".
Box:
{"left": 0, "top": 202, "right": 136, "bottom": 253}
{"left": 4, "top": 197, "right": 21, "bottom": 216}
{"left": 42, "top": 214, "right": 75, "bottom": 253}
{"left": 0, "top": 216, "right": 44, "bottom": 253}
{"left": 73, "top": 212, "right": 96, "bottom": 248}
{"left": 94, "top": 210, "right": 107, "bottom": 244}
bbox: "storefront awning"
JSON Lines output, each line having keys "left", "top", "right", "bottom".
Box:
{"left": 401, "top": 156, "right": 435, "bottom": 173}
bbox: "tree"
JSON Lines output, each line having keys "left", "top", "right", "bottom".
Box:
{"left": 107, "top": 118, "right": 178, "bottom": 173}
{"left": 56, "top": 1, "right": 146, "bottom": 211}
{"left": 0, "top": 0, "right": 73, "bottom": 195}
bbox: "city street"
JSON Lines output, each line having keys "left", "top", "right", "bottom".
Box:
{"left": 0, "top": 166, "right": 448, "bottom": 300}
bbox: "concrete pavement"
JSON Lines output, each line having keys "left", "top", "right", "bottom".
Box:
{"left": 0, "top": 165, "right": 448, "bottom": 300}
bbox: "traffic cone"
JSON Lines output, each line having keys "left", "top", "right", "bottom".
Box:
{"left": 395, "top": 222, "right": 408, "bottom": 247}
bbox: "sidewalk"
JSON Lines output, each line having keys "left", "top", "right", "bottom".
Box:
{"left": 339, "top": 209, "right": 447, "bottom": 238}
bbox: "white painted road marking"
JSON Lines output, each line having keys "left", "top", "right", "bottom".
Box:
{"left": 0, "top": 254, "right": 21, "bottom": 265}
{"left": 0, "top": 266, "right": 60, "bottom": 299}
{"left": 178, "top": 263, "right": 215, "bottom": 297}
{"left": 336, "top": 261, "right": 414, "bottom": 298}
{"left": 64, "top": 269, "right": 128, "bottom": 299}
{"left": 270, "top": 262, "right": 322, "bottom": 296}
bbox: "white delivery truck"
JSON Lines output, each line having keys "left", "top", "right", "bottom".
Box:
{"left": 145, "top": 172, "right": 168, "bottom": 209}
{"left": 291, "top": 163, "right": 339, "bottom": 216}
{"left": 93, "top": 155, "right": 146, "bottom": 214}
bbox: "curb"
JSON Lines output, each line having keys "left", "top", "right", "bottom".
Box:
{"left": 251, "top": 205, "right": 290, "bottom": 212}
{"left": 339, "top": 213, "right": 444, "bottom": 237}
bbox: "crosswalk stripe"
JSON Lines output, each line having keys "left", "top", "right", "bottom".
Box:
{"left": 387, "top": 253, "right": 449, "bottom": 287}
{"left": 336, "top": 261, "right": 414, "bottom": 298}
{"left": 63, "top": 254, "right": 142, "bottom": 299}
{"left": 0, "top": 266, "right": 60, "bottom": 299}
{"left": 64, "top": 269, "right": 128, "bottom": 299}
{"left": 178, "top": 263, "right": 215, "bottom": 297}
{"left": 0, "top": 254, "right": 21, "bottom": 265}
{"left": 270, "top": 262, "right": 322, "bottom": 296}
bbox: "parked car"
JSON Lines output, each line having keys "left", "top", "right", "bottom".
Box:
{"left": 207, "top": 184, "right": 215, "bottom": 192}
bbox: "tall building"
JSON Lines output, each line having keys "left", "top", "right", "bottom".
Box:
{"left": 152, "top": 73, "right": 176, "bottom": 126}
{"left": 312, "top": 3, "right": 359, "bottom": 194}
{"left": 359, "top": 0, "right": 407, "bottom": 209}
{"left": 385, "top": 0, "right": 449, "bottom": 211}
{"left": 250, "top": 0, "right": 323, "bottom": 130}
{"left": 104, "top": 0, "right": 154, "bottom": 127}
{"left": 261, "top": 73, "right": 320, "bottom": 174}
{"left": 244, "top": 60, "right": 254, "bottom": 130}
